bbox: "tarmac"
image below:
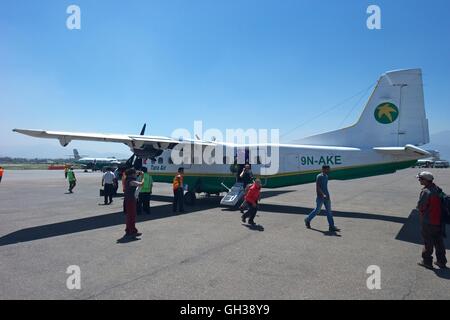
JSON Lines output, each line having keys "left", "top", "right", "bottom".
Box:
{"left": 0, "top": 168, "right": 449, "bottom": 300}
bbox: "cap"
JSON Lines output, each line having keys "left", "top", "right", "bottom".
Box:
{"left": 416, "top": 171, "right": 434, "bottom": 181}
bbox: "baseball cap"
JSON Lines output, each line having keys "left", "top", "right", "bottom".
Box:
{"left": 416, "top": 171, "right": 434, "bottom": 181}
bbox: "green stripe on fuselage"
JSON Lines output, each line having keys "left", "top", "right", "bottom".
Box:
{"left": 150, "top": 160, "right": 417, "bottom": 193}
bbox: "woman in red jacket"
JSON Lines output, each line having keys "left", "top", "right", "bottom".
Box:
{"left": 241, "top": 179, "right": 262, "bottom": 225}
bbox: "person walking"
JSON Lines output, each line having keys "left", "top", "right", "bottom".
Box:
{"left": 102, "top": 167, "right": 116, "bottom": 205}
{"left": 67, "top": 167, "right": 77, "bottom": 193}
{"left": 304, "top": 165, "right": 340, "bottom": 232}
{"left": 123, "top": 168, "right": 143, "bottom": 238}
{"left": 416, "top": 171, "right": 447, "bottom": 269}
{"left": 241, "top": 179, "right": 262, "bottom": 225}
{"left": 173, "top": 167, "right": 185, "bottom": 213}
{"left": 0, "top": 166, "right": 4, "bottom": 184}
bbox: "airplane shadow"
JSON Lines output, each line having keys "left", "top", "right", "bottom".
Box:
{"left": 0, "top": 190, "right": 296, "bottom": 247}
{"left": 395, "top": 209, "right": 450, "bottom": 246}
{"left": 1, "top": 190, "right": 449, "bottom": 249}
{"left": 0, "top": 199, "right": 221, "bottom": 247}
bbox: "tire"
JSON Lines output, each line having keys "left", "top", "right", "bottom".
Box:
{"left": 184, "top": 191, "right": 196, "bottom": 206}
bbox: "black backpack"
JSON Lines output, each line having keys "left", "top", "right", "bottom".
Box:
{"left": 438, "top": 187, "right": 450, "bottom": 225}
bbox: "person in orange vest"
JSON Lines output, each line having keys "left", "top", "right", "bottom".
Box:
{"left": 173, "top": 167, "right": 185, "bottom": 213}
{"left": 0, "top": 166, "right": 4, "bottom": 184}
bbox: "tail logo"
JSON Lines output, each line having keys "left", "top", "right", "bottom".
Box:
{"left": 374, "top": 103, "right": 399, "bottom": 124}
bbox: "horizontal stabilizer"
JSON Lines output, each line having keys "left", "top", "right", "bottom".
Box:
{"left": 373, "top": 144, "right": 430, "bottom": 157}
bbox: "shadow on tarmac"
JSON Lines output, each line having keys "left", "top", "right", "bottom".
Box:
{"left": 116, "top": 236, "right": 141, "bottom": 244}
{"left": 308, "top": 227, "right": 342, "bottom": 237}
{"left": 1, "top": 191, "right": 449, "bottom": 251}
{"left": 0, "top": 198, "right": 221, "bottom": 247}
{"left": 242, "top": 224, "right": 265, "bottom": 232}
{"left": 395, "top": 209, "right": 450, "bottom": 246}
{"left": 0, "top": 190, "right": 297, "bottom": 246}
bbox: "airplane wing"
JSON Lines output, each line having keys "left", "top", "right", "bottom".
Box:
{"left": 373, "top": 144, "right": 430, "bottom": 157}
{"left": 12, "top": 128, "right": 216, "bottom": 149}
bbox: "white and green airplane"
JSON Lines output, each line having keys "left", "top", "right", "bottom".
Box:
{"left": 14, "top": 69, "right": 430, "bottom": 204}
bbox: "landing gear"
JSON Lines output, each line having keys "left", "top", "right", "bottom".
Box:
{"left": 184, "top": 191, "right": 196, "bottom": 206}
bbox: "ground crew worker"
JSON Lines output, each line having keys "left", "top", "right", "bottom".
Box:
{"left": 0, "top": 166, "right": 4, "bottom": 183}
{"left": 67, "top": 167, "right": 77, "bottom": 193}
{"left": 416, "top": 171, "right": 447, "bottom": 269}
{"left": 137, "top": 167, "right": 153, "bottom": 215}
{"left": 102, "top": 167, "right": 116, "bottom": 205}
{"left": 173, "top": 167, "right": 185, "bottom": 213}
{"left": 123, "top": 168, "right": 143, "bottom": 238}
{"left": 304, "top": 165, "right": 340, "bottom": 233}
{"left": 239, "top": 163, "right": 254, "bottom": 189}
{"left": 241, "top": 179, "right": 262, "bottom": 225}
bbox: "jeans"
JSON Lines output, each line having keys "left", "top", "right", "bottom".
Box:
{"left": 421, "top": 223, "right": 447, "bottom": 266}
{"left": 306, "top": 197, "right": 335, "bottom": 228}
{"left": 69, "top": 181, "right": 76, "bottom": 192}
{"left": 173, "top": 188, "right": 184, "bottom": 212}
{"left": 242, "top": 202, "right": 258, "bottom": 223}
{"left": 138, "top": 192, "right": 151, "bottom": 214}
{"left": 104, "top": 183, "right": 114, "bottom": 204}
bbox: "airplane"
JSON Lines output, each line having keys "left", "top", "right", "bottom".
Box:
{"left": 70, "top": 149, "right": 122, "bottom": 171}
{"left": 13, "top": 69, "right": 430, "bottom": 206}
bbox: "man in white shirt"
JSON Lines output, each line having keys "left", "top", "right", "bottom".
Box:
{"left": 102, "top": 167, "right": 116, "bottom": 205}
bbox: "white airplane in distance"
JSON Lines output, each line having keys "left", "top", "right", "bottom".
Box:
{"left": 14, "top": 69, "right": 430, "bottom": 205}
{"left": 70, "top": 149, "right": 122, "bottom": 171}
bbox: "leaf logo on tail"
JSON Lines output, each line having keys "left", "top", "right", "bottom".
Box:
{"left": 374, "top": 103, "right": 399, "bottom": 124}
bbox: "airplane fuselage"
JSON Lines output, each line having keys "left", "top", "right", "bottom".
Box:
{"left": 143, "top": 144, "right": 419, "bottom": 194}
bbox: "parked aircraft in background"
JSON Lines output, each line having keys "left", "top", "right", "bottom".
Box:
{"left": 71, "top": 149, "right": 122, "bottom": 171}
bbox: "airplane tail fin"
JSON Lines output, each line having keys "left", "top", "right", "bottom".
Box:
{"left": 296, "top": 69, "right": 429, "bottom": 147}
{"left": 73, "top": 149, "right": 81, "bottom": 160}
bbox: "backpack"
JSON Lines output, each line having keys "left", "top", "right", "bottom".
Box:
{"left": 438, "top": 187, "right": 450, "bottom": 225}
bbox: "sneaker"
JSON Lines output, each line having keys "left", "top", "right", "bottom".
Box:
{"left": 241, "top": 215, "right": 246, "bottom": 223}
{"left": 434, "top": 261, "right": 448, "bottom": 269}
{"left": 304, "top": 219, "right": 311, "bottom": 229}
{"left": 248, "top": 220, "right": 256, "bottom": 226}
{"left": 329, "top": 226, "right": 341, "bottom": 232}
{"left": 418, "top": 261, "right": 434, "bottom": 270}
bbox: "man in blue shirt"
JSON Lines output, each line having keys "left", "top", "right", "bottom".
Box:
{"left": 305, "top": 165, "right": 340, "bottom": 232}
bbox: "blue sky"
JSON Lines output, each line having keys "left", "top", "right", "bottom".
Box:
{"left": 1, "top": 0, "right": 449, "bottom": 158}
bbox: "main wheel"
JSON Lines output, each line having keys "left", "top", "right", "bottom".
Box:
{"left": 184, "top": 191, "right": 196, "bottom": 206}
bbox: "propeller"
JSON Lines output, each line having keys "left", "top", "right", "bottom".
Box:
{"left": 124, "top": 123, "right": 146, "bottom": 170}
